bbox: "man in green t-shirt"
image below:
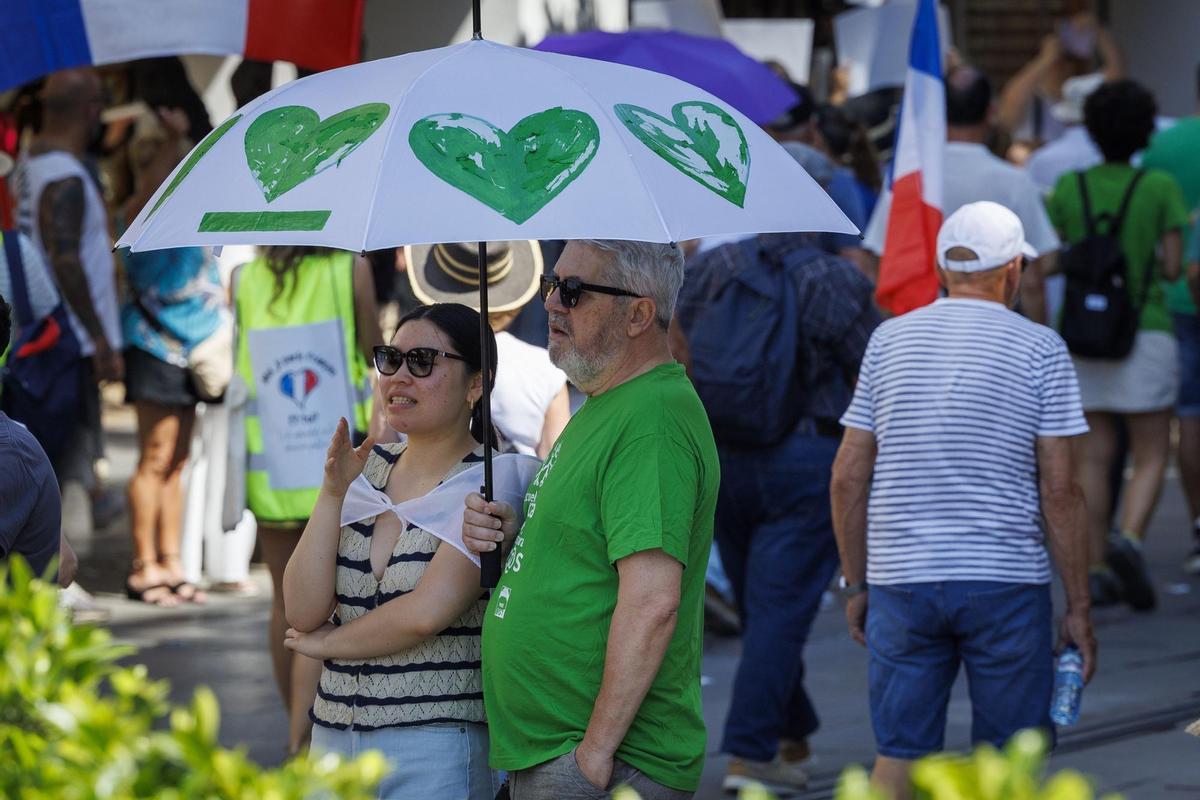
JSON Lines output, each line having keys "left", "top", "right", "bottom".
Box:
{"left": 1140, "top": 68, "right": 1200, "bottom": 573}
{"left": 464, "top": 240, "right": 719, "bottom": 799}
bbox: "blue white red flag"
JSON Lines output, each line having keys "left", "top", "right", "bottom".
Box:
{"left": 876, "top": 0, "right": 945, "bottom": 315}
{"left": 0, "top": 0, "right": 364, "bottom": 93}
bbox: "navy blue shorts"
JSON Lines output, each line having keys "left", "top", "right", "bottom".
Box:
{"left": 866, "top": 581, "right": 1054, "bottom": 759}
{"left": 1173, "top": 313, "right": 1200, "bottom": 417}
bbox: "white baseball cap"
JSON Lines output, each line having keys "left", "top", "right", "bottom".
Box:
{"left": 936, "top": 201, "right": 1038, "bottom": 273}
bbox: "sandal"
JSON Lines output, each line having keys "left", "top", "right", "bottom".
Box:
{"left": 169, "top": 581, "right": 208, "bottom": 605}
{"left": 159, "top": 554, "right": 208, "bottom": 605}
{"left": 124, "top": 581, "right": 177, "bottom": 605}
{"left": 127, "top": 559, "right": 179, "bottom": 607}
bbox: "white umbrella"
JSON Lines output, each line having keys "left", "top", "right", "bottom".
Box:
{"left": 117, "top": 39, "right": 854, "bottom": 253}
{"left": 117, "top": 23, "right": 856, "bottom": 586}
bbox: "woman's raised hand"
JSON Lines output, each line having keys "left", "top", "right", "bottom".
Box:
{"left": 322, "top": 418, "right": 375, "bottom": 498}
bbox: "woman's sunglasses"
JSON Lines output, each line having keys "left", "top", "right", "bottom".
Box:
{"left": 539, "top": 275, "right": 643, "bottom": 309}
{"left": 373, "top": 345, "right": 465, "bottom": 378}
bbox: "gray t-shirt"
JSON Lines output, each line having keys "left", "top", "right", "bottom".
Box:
{"left": 0, "top": 411, "right": 61, "bottom": 579}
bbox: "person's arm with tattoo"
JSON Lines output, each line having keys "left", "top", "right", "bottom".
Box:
{"left": 38, "top": 177, "right": 121, "bottom": 381}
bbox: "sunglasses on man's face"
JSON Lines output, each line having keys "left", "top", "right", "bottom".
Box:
{"left": 539, "top": 275, "right": 643, "bottom": 309}
{"left": 373, "top": 345, "right": 465, "bottom": 378}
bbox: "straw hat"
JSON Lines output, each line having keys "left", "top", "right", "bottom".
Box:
{"left": 404, "top": 240, "right": 543, "bottom": 313}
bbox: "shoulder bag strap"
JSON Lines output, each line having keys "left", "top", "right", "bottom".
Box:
{"left": 2, "top": 230, "right": 33, "bottom": 326}
{"left": 1110, "top": 170, "right": 1146, "bottom": 238}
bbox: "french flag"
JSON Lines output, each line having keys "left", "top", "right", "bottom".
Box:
{"left": 876, "top": 0, "right": 944, "bottom": 315}
{"left": 0, "top": 0, "right": 364, "bottom": 93}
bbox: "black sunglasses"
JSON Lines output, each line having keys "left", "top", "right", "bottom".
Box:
{"left": 373, "top": 345, "right": 466, "bottom": 378}
{"left": 539, "top": 275, "right": 643, "bottom": 309}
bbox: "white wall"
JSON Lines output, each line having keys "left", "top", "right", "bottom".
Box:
{"left": 1110, "top": 0, "right": 1199, "bottom": 118}
{"left": 361, "top": 0, "right": 631, "bottom": 59}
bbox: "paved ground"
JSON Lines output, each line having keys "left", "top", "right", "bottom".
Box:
{"left": 72, "top": 400, "right": 1200, "bottom": 798}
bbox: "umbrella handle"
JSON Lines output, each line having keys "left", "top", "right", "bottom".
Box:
{"left": 479, "top": 482, "right": 502, "bottom": 587}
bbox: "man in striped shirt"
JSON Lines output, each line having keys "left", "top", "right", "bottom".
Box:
{"left": 831, "top": 202, "right": 1096, "bottom": 799}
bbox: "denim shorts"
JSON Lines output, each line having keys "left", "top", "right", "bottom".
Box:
{"left": 1173, "top": 313, "right": 1200, "bottom": 417}
{"left": 310, "top": 721, "right": 498, "bottom": 799}
{"left": 866, "top": 581, "right": 1054, "bottom": 759}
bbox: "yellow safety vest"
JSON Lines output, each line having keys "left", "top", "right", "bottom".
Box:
{"left": 235, "top": 252, "right": 372, "bottom": 523}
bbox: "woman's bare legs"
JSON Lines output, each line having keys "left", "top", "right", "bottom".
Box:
{"left": 1074, "top": 412, "right": 1117, "bottom": 568}
{"left": 260, "top": 524, "right": 319, "bottom": 756}
{"left": 1119, "top": 409, "right": 1172, "bottom": 539}
{"left": 155, "top": 405, "right": 203, "bottom": 602}
{"left": 127, "top": 401, "right": 186, "bottom": 606}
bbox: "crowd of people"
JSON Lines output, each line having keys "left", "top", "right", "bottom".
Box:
{"left": 1, "top": 9, "right": 1199, "bottom": 800}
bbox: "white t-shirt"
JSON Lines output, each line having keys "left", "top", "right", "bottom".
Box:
{"left": 863, "top": 142, "right": 1061, "bottom": 258}
{"left": 840, "top": 298, "right": 1088, "bottom": 586}
{"left": 13, "top": 152, "right": 121, "bottom": 356}
{"left": 492, "top": 331, "right": 567, "bottom": 456}
{"left": 0, "top": 233, "right": 61, "bottom": 324}
{"left": 1025, "top": 126, "right": 1102, "bottom": 195}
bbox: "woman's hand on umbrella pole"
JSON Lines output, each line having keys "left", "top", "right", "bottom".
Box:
{"left": 322, "top": 417, "right": 375, "bottom": 499}
{"left": 462, "top": 492, "right": 518, "bottom": 555}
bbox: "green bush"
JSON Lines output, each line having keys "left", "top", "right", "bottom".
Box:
{"left": 0, "top": 557, "right": 387, "bottom": 799}
{"left": 616, "top": 729, "right": 1120, "bottom": 800}
{"left": 834, "top": 729, "right": 1121, "bottom": 800}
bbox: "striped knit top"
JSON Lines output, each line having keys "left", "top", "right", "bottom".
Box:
{"left": 310, "top": 442, "right": 487, "bottom": 731}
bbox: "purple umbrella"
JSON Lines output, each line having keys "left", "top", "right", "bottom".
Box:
{"left": 534, "top": 29, "right": 799, "bottom": 126}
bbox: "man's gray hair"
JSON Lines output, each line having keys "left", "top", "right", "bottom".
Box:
{"left": 579, "top": 239, "right": 684, "bottom": 329}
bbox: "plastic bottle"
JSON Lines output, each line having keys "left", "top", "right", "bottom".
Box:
{"left": 1049, "top": 646, "right": 1084, "bottom": 726}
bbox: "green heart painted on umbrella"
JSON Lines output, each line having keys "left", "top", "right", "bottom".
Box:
{"left": 244, "top": 103, "right": 390, "bottom": 202}
{"left": 409, "top": 108, "right": 599, "bottom": 224}
{"left": 614, "top": 101, "right": 749, "bottom": 207}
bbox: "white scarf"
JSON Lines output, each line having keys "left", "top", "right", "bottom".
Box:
{"left": 340, "top": 453, "right": 541, "bottom": 566}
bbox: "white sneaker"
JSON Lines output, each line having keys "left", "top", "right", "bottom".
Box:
{"left": 59, "top": 582, "right": 110, "bottom": 623}
{"left": 723, "top": 757, "right": 809, "bottom": 796}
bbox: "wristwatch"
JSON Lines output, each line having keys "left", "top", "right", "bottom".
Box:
{"left": 837, "top": 575, "right": 868, "bottom": 598}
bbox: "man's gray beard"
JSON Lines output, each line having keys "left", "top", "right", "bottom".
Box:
{"left": 549, "top": 317, "right": 623, "bottom": 388}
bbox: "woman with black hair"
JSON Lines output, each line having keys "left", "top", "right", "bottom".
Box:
{"left": 281, "top": 303, "right": 505, "bottom": 799}
{"left": 1047, "top": 79, "right": 1189, "bottom": 611}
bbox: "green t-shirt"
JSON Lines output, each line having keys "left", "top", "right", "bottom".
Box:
{"left": 481, "top": 363, "right": 719, "bottom": 792}
{"left": 1046, "top": 163, "right": 1189, "bottom": 333}
{"left": 1140, "top": 117, "right": 1200, "bottom": 314}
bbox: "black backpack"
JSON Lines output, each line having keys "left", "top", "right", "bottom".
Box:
{"left": 1058, "top": 170, "right": 1147, "bottom": 359}
{"left": 676, "top": 237, "right": 805, "bottom": 448}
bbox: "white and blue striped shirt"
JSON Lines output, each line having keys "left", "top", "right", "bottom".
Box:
{"left": 841, "top": 298, "right": 1088, "bottom": 585}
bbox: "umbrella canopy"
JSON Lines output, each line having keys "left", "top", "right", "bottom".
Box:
{"left": 117, "top": 38, "right": 855, "bottom": 254}
{"left": 533, "top": 29, "right": 799, "bottom": 126}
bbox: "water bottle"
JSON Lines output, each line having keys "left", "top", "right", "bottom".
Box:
{"left": 1049, "top": 646, "right": 1084, "bottom": 726}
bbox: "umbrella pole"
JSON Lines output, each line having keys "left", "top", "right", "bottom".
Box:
{"left": 471, "top": 0, "right": 501, "bottom": 589}
{"left": 478, "top": 240, "right": 501, "bottom": 588}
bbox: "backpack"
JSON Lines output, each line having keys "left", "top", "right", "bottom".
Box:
{"left": 676, "top": 236, "right": 804, "bottom": 448}
{"left": 0, "top": 230, "right": 83, "bottom": 461}
{"left": 1058, "top": 170, "right": 1147, "bottom": 359}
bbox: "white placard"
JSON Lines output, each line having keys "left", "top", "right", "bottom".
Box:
{"left": 721, "top": 19, "right": 814, "bottom": 85}
{"left": 835, "top": 1, "right": 951, "bottom": 97}
{"left": 631, "top": 0, "right": 723, "bottom": 37}
{"left": 248, "top": 320, "right": 352, "bottom": 491}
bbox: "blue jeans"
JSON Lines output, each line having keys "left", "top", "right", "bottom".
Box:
{"left": 715, "top": 432, "right": 842, "bottom": 761}
{"left": 310, "top": 721, "right": 498, "bottom": 800}
{"left": 1173, "top": 312, "right": 1200, "bottom": 417}
{"left": 867, "top": 581, "right": 1054, "bottom": 759}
